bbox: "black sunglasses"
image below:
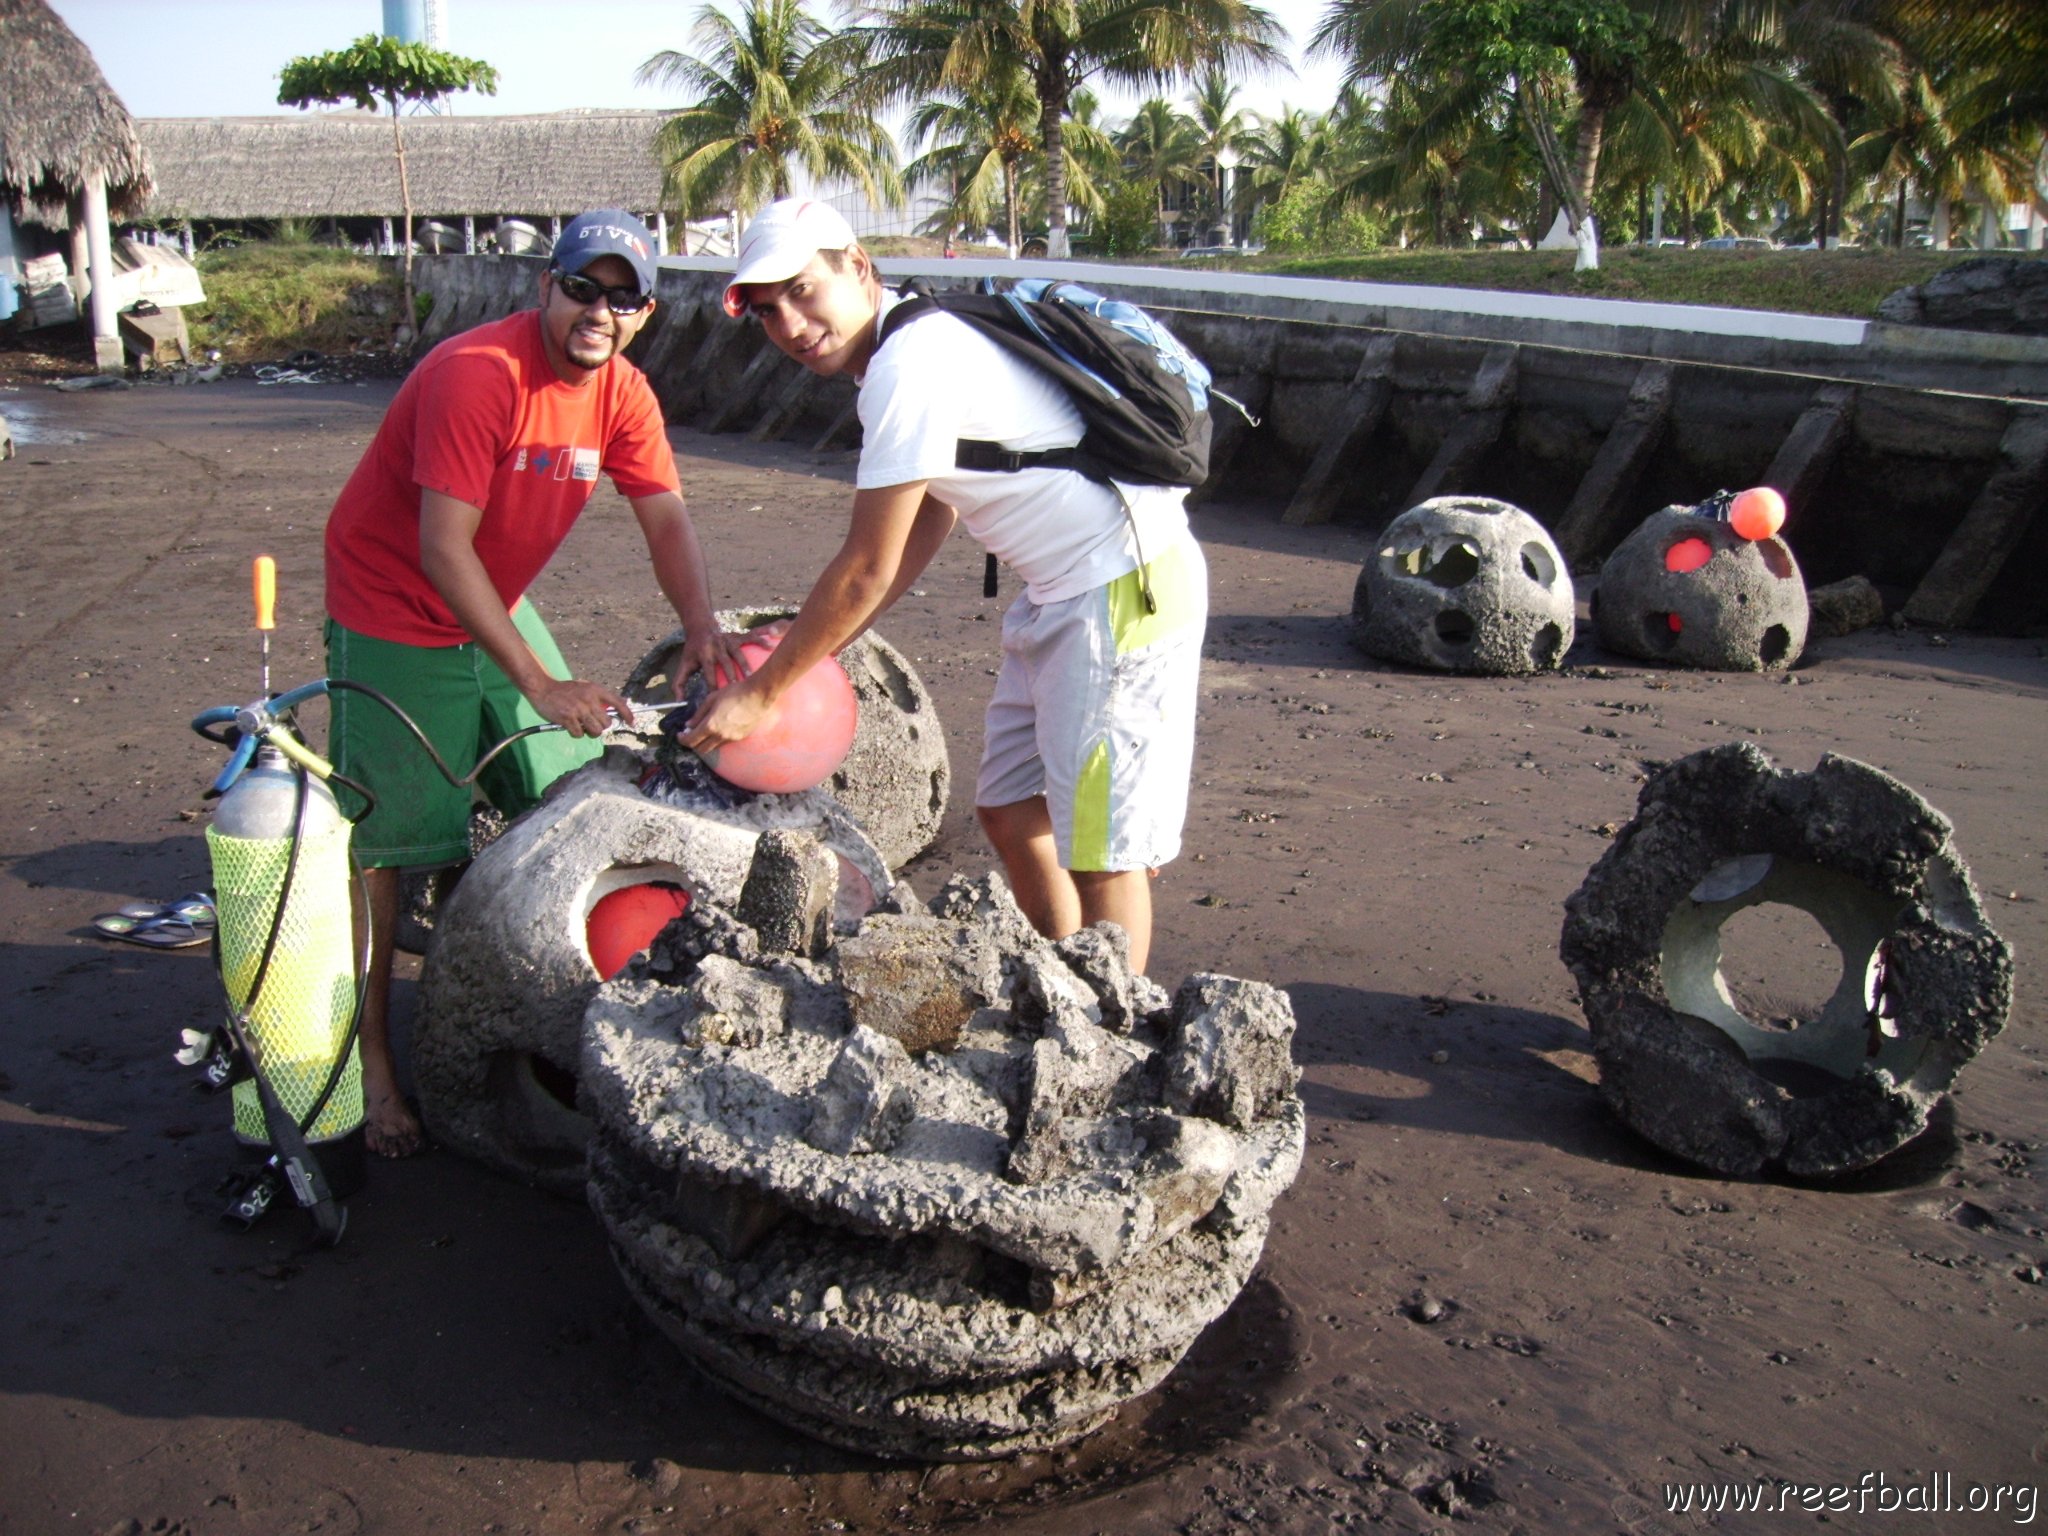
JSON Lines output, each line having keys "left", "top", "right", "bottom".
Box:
{"left": 550, "top": 268, "right": 653, "bottom": 314}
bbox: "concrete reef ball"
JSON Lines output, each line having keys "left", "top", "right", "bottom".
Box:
{"left": 1560, "top": 742, "right": 2013, "bottom": 1177}
{"left": 626, "top": 608, "right": 951, "bottom": 869}
{"left": 1591, "top": 507, "right": 1809, "bottom": 671}
{"left": 1351, "top": 496, "right": 1575, "bottom": 675}
{"left": 581, "top": 871, "right": 1306, "bottom": 1461}
{"left": 412, "top": 747, "right": 893, "bottom": 1193}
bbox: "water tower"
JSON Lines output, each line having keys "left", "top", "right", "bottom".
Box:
{"left": 382, "top": 0, "right": 450, "bottom": 112}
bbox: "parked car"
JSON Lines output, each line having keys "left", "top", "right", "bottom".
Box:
{"left": 1698, "top": 236, "right": 1774, "bottom": 250}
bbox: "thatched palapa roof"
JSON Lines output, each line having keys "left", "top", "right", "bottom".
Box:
{"left": 138, "top": 111, "right": 671, "bottom": 222}
{"left": 0, "top": 0, "right": 152, "bottom": 221}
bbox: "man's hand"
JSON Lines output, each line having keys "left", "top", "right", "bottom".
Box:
{"left": 528, "top": 676, "right": 633, "bottom": 737}
{"left": 671, "top": 626, "right": 756, "bottom": 696}
{"left": 674, "top": 672, "right": 775, "bottom": 754}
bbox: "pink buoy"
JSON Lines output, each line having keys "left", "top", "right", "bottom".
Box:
{"left": 1729, "top": 486, "right": 1787, "bottom": 542}
{"left": 587, "top": 881, "right": 692, "bottom": 981}
{"left": 702, "top": 634, "right": 859, "bottom": 794}
{"left": 1665, "top": 536, "right": 1713, "bottom": 574}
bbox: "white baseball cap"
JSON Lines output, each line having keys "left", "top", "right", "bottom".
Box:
{"left": 722, "top": 199, "right": 859, "bottom": 316}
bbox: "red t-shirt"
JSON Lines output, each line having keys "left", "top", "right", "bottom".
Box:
{"left": 324, "top": 311, "right": 680, "bottom": 646}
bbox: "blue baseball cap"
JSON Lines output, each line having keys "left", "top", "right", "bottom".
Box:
{"left": 552, "top": 210, "right": 658, "bottom": 294}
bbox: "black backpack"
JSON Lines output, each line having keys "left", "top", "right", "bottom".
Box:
{"left": 876, "top": 277, "right": 1215, "bottom": 489}
{"left": 875, "top": 278, "right": 1229, "bottom": 608}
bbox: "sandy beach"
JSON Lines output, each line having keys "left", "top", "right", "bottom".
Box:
{"left": 1, "top": 377, "right": 2042, "bottom": 1535}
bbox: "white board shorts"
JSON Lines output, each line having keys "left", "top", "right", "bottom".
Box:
{"left": 975, "top": 534, "right": 1208, "bottom": 872}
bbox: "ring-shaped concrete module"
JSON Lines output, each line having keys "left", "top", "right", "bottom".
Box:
{"left": 581, "top": 874, "right": 1306, "bottom": 1461}
{"left": 626, "top": 608, "right": 951, "bottom": 870}
{"left": 1591, "top": 506, "right": 1809, "bottom": 670}
{"left": 412, "top": 748, "right": 893, "bottom": 1193}
{"left": 1560, "top": 743, "right": 2013, "bottom": 1177}
{"left": 1351, "top": 496, "right": 1575, "bottom": 674}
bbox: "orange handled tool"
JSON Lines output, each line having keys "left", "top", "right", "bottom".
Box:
{"left": 253, "top": 554, "right": 277, "bottom": 696}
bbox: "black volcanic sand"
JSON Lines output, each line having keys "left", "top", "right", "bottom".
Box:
{"left": 2, "top": 379, "right": 2043, "bottom": 1535}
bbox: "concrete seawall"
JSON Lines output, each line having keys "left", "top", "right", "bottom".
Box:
{"left": 419, "top": 254, "right": 2048, "bottom": 633}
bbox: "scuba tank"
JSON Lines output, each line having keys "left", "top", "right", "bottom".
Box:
{"left": 206, "top": 744, "right": 365, "bottom": 1163}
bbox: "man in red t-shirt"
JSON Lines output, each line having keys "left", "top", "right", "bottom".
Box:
{"left": 324, "top": 209, "right": 737, "bottom": 1158}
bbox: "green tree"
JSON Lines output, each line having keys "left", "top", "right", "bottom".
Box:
{"left": 854, "top": 0, "right": 1286, "bottom": 257}
{"left": 1188, "top": 66, "right": 1263, "bottom": 240}
{"left": 1116, "top": 97, "right": 1202, "bottom": 245}
{"left": 278, "top": 33, "right": 498, "bottom": 342}
{"left": 904, "top": 66, "right": 1043, "bottom": 255}
{"left": 1314, "top": 0, "right": 1656, "bottom": 268}
{"left": 637, "top": 0, "right": 901, "bottom": 234}
{"left": 1241, "top": 104, "right": 1335, "bottom": 213}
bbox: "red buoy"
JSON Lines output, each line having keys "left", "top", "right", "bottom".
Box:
{"left": 1728, "top": 486, "right": 1787, "bottom": 541}
{"left": 1665, "top": 536, "right": 1713, "bottom": 574}
{"left": 701, "top": 633, "right": 858, "bottom": 794}
{"left": 586, "top": 881, "right": 691, "bottom": 980}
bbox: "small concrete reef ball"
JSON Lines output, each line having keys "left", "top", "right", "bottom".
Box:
{"left": 700, "top": 633, "right": 859, "bottom": 795}
{"left": 1728, "top": 486, "right": 1788, "bottom": 542}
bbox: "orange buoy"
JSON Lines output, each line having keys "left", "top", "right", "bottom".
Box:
{"left": 702, "top": 634, "right": 858, "bottom": 794}
{"left": 1665, "top": 536, "right": 1713, "bottom": 574}
{"left": 586, "top": 881, "right": 691, "bottom": 980}
{"left": 1728, "top": 486, "right": 1787, "bottom": 541}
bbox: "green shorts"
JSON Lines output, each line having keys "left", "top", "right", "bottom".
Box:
{"left": 324, "top": 601, "right": 601, "bottom": 868}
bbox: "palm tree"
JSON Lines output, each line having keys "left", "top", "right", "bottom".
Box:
{"left": 1117, "top": 97, "right": 1202, "bottom": 245}
{"left": 1313, "top": 0, "right": 1660, "bottom": 269}
{"left": 905, "top": 66, "right": 1042, "bottom": 255}
{"left": 1318, "top": 65, "right": 1507, "bottom": 247}
{"left": 1187, "top": 66, "right": 1263, "bottom": 240}
{"left": 1241, "top": 104, "right": 1334, "bottom": 211}
{"left": 853, "top": 0, "right": 1287, "bottom": 256}
{"left": 637, "top": 0, "right": 901, "bottom": 232}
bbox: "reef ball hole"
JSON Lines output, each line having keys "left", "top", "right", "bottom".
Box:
{"left": 1520, "top": 541, "right": 1559, "bottom": 586}
{"left": 1714, "top": 902, "right": 1846, "bottom": 1035}
{"left": 1435, "top": 609, "right": 1476, "bottom": 645}
{"left": 1665, "top": 537, "right": 1713, "bottom": 574}
{"left": 1760, "top": 541, "right": 1797, "bottom": 580}
{"left": 1644, "top": 612, "right": 1682, "bottom": 651}
{"left": 1530, "top": 622, "right": 1564, "bottom": 670}
{"left": 1760, "top": 625, "right": 1792, "bottom": 666}
{"left": 1391, "top": 538, "right": 1483, "bottom": 588}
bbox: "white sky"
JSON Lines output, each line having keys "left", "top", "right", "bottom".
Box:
{"left": 50, "top": 0, "right": 1351, "bottom": 128}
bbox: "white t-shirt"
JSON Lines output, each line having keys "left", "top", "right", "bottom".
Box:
{"left": 856, "top": 289, "right": 1191, "bottom": 605}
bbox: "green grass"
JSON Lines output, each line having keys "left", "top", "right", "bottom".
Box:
{"left": 191, "top": 244, "right": 405, "bottom": 360}
{"left": 1188, "top": 245, "right": 2005, "bottom": 320}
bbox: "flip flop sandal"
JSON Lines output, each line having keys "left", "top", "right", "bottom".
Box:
{"left": 114, "top": 892, "right": 216, "bottom": 925}
{"left": 91, "top": 913, "right": 213, "bottom": 950}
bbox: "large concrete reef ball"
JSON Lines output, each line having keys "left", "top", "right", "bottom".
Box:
{"left": 412, "top": 748, "right": 893, "bottom": 1193}
{"left": 1591, "top": 507, "right": 1809, "bottom": 670}
{"left": 625, "top": 609, "right": 951, "bottom": 870}
{"left": 1351, "top": 496, "right": 1575, "bottom": 675}
{"left": 1560, "top": 743, "right": 2013, "bottom": 1177}
{"left": 582, "top": 872, "right": 1306, "bottom": 1461}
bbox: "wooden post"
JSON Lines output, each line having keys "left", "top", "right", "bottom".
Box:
{"left": 463, "top": 214, "right": 476, "bottom": 254}
{"left": 1902, "top": 410, "right": 2048, "bottom": 628}
{"left": 82, "top": 172, "right": 123, "bottom": 372}
{"left": 1553, "top": 360, "right": 1676, "bottom": 564}
{"left": 1403, "top": 344, "right": 1519, "bottom": 508}
{"left": 1283, "top": 335, "right": 1399, "bottom": 526}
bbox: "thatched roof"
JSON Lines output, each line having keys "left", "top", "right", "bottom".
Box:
{"left": 137, "top": 111, "right": 672, "bottom": 221}
{"left": 0, "top": 0, "right": 152, "bottom": 220}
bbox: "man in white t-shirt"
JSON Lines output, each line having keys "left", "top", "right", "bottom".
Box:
{"left": 679, "top": 198, "right": 1207, "bottom": 975}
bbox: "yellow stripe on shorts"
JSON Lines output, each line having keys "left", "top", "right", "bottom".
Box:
{"left": 1106, "top": 538, "right": 1198, "bottom": 654}
{"left": 1072, "top": 739, "right": 1113, "bottom": 870}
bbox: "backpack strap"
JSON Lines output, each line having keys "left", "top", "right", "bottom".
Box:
{"left": 874, "top": 283, "right": 1156, "bottom": 613}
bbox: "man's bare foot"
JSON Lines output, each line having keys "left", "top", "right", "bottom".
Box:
{"left": 365, "top": 1087, "right": 425, "bottom": 1158}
